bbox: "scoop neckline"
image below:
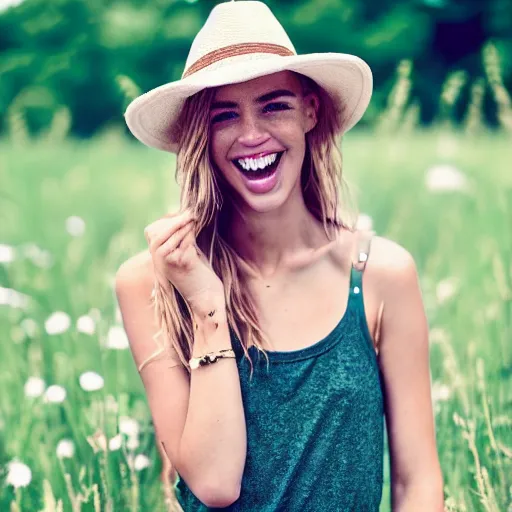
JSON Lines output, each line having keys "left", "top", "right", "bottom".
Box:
{"left": 231, "top": 267, "right": 360, "bottom": 363}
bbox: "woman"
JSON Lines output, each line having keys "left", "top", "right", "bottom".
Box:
{"left": 116, "top": 1, "right": 444, "bottom": 510}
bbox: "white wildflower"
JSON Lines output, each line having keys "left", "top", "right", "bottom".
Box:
{"left": 20, "top": 243, "right": 42, "bottom": 260}
{"left": 431, "top": 381, "right": 452, "bottom": 402}
{"left": 66, "top": 216, "right": 86, "bottom": 237}
{"left": 32, "top": 249, "right": 53, "bottom": 269}
{"left": 56, "top": 439, "right": 75, "bottom": 459}
{"left": 20, "top": 318, "right": 38, "bottom": 338}
{"left": 126, "top": 436, "right": 140, "bottom": 451}
{"left": 0, "top": 244, "right": 16, "bottom": 263}
{"left": 77, "top": 315, "right": 96, "bottom": 335}
{"left": 79, "top": 371, "right": 104, "bottom": 392}
{"left": 356, "top": 213, "right": 373, "bottom": 231}
{"left": 0, "top": 287, "right": 30, "bottom": 309}
{"left": 134, "top": 454, "right": 151, "bottom": 471}
{"left": 429, "top": 327, "right": 449, "bottom": 345}
{"left": 436, "top": 277, "right": 458, "bottom": 304}
{"left": 109, "top": 434, "right": 122, "bottom": 451}
{"left": 43, "top": 385, "right": 67, "bottom": 403}
{"left": 119, "top": 416, "right": 140, "bottom": 437}
{"left": 425, "top": 164, "right": 469, "bottom": 193}
{"left": 19, "top": 243, "right": 53, "bottom": 268}
{"left": 24, "top": 376, "right": 46, "bottom": 398}
{"left": 105, "top": 325, "right": 129, "bottom": 350}
{"left": 45, "top": 311, "right": 71, "bottom": 335}
{"left": 6, "top": 460, "right": 32, "bottom": 488}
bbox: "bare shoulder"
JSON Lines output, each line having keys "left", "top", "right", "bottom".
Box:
{"left": 115, "top": 249, "right": 154, "bottom": 292}
{"left": 331, "top": 228, "right": 418, "bottom": 294}
{"left": 368, "top": 235, "right": 417, "bottom": 272}
{"left": 366, "top": 235, "right": 420, "bottom": 295}
{"left": 360, "top": 233, "right": 424, "bottom": 354}
{"left": 115, "top": 249, "right": 183, "bottom": 369}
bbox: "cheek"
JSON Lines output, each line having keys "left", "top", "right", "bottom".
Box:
{"left": 209, "top": 131, "right": 228, "bottom": 164}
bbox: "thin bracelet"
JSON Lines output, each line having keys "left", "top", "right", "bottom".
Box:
{"left": 189, "top": 349, "right": 236, "bottom": 370}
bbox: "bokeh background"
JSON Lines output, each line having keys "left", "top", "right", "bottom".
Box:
{"left": 1, "top": 0, "right": 511, "bottom": 510}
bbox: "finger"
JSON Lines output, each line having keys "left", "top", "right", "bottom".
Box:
{"left": 145, "top": 209, "right": 194, "bottom": 241}
{"left": 178, "top": 227, "right": 201, "bottom": 257}
{"left": 180, "top": 226, "right": 197, "bottom": 249}
{"left": 148, "top": 215, "right": 195, "bottom": 251}
{"left": 157, "top": 221, "right": 196, "bottom": 257}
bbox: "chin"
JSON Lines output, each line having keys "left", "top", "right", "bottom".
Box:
{"left": 243, "top": 196, "right": 287, "bottom": 214}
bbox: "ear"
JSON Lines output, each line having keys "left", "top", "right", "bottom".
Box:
{"left": 303, "top": 92, "right": 319, "bottom": 134}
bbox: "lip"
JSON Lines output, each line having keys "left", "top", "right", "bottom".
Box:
{"left": 231, "top": 150, "right": 283, "bottom": 161}
{"left": 238, "top": 150, "right": 284, "bottom": 194}
{"left": 232, "top": 150, "right": 284, "bottom": 173}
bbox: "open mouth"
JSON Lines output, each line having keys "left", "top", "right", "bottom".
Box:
{"left": 232, "top": 151, "right": 284, "bottom": 180}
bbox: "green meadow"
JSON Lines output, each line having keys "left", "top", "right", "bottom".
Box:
{"left": 1, "top": 125, "right": 511, "bottom": 511}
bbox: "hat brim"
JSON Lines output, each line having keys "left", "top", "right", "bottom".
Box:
{"left": 124, "top": 52, "right": 372, "bottom": 153}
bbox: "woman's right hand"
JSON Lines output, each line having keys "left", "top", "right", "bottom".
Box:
{"left": 144, "top": 209, "right": 225, "bottom": 315}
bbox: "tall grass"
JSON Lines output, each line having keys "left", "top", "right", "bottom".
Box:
{"left": 1, "top": 44, "right": 511, "bottom": 510}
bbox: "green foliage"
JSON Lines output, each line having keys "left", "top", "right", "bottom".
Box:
{"left": 0, "top": 0, "right": 511, "bottom": 138}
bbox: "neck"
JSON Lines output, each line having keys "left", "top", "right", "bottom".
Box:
{"left": 224, "top": 192, "right": 336, "bottom": 279}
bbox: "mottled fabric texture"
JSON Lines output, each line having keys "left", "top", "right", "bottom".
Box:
{"left": 175, "top": 264, "right": 385, "bottom": 511}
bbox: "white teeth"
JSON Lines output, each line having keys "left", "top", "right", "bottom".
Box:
{"left": 237, "top": 153, "right": 279, "bottom": 171}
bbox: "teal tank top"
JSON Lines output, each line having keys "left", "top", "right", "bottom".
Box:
{"left": 174, "top": 232, "right": 385, "bottom": 511}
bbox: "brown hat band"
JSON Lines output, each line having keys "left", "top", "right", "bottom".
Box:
{"left": 182, "top": 42, "right": 295, "bottom": 79}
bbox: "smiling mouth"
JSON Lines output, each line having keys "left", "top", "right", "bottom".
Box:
{"left": 232, "top": 151, "right": 284, "bottom": 178}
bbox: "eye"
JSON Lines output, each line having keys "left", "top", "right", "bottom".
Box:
{"left": 263, "top": 102, "right": 291, "bottom": 113}
{"left": 211, "top": 111, "right": 237, "bottom": 124}
{"left": 210, "top": 102, "right": 291, "bottom": 125}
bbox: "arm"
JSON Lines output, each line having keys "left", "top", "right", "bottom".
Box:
{"left": 374, "top": 240, "right": 444, "bottom": 512}
{"left": 115, "top": 251, "right": 247, "bottom": 508}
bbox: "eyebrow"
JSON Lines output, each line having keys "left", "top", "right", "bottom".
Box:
{"left": 210, "top": 89, "right": 297, "bottom": 111}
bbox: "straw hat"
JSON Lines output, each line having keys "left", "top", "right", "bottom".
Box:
{"left": 124, "top": 0, "right": 373, "bottom": 154}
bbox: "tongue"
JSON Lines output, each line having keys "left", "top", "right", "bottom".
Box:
{"left": 242, "top": 160, "right": 278, "bottom": 180}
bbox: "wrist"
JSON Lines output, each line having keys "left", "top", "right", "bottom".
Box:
{"left": 188, "top": 293, "right": 227, "bottom": 320}
{"left": 191, "top": 316, "right": 231, "bottom": 358}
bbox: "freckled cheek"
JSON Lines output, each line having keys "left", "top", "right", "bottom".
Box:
{"left": 209, "top": 132, "right": 229, "bottom": 164}
{"left": 209, "top": 133, "right": 240, "bottom": 183}
{"left": 276, "top": 125, "right": 306, "bottom": 149}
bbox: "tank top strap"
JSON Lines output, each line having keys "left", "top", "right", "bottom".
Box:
{"left": 351, "top": 228, "right": 375, "bottom": 276}
{"left": 347, "top": 229, "right": 378, "bottom": 355}
{"left": 348, "top": 229, "right": 373, "bottom": 306}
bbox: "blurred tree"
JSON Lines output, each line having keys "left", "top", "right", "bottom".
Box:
{"left": 0, "top": 0, "right": 510, "bottom": 138}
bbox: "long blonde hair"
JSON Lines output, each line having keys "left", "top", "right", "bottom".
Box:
{"left": 151, "top": 72, "right": 359, "bottom": 379}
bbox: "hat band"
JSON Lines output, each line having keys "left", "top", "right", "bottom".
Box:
{"left": 182, "top": 42, "right": 295, "bottom": 78}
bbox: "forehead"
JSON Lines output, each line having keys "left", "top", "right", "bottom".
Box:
{"left": 212, "top": 71, "right": 301, "bottom": 101}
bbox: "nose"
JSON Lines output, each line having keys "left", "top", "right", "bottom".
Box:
{"left": 237, "top": 111, "right": 270, "bottom": 147}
